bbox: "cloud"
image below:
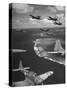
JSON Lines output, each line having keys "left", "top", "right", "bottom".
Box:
{"left": 48, "top": 6, "right": 57, "bottom": 12}
{"left": 56, "top": 13, "right": 65, "bottom": 25}
{"left": 56, "top": 13, "right": 64, "bottom": 19}
{"left": 41, "top": 18, "right": 53, "bottom": 23}
{"left": 55, "top": 6, "right": 65, "bottom": 11}
{"left": 29, "top": 18, "right": 39, "bottom": 24}
{"left": 12, "top": 3, "right": 34, "bottom": 13}
{"left": 29, "top": 17, "right": 54, "bottom": 26}
{"left": 47, "top": 6, "right": 65, "bottom": 13}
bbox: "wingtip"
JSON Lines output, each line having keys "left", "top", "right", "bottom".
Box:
{"left": 49, "top": 71, "right": 54, "bottom": 75}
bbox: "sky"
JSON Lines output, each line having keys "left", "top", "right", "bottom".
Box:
{"left": 12, "top": 3, "right": 65, "bottom": 29}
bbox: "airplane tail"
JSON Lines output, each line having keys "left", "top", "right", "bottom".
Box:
{"left": 19, "top": 60, "right": 30, "bottom": 70}
{"left": 12, "top": 60, "right": 30, "bottom": 72}
{"left": 54, "top": 40, "right": 64, "bottom": 54}
{"left": 12, "top": 49, "right": 27, "bottom": 53}
{"left": 18, "top": 60, "right": 23, "bottom": 70}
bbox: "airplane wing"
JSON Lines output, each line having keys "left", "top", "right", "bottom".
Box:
{"left": 12, "top": 69, "right": 20, "bottom": 71}
{"left": 48, "top": 51, "right": 65, "bottom": 55}
{"left": 48, "top": 52, "right": 60, "bottom": 54}
{"left": 24, "top": 67, "right": 30, "bottom": 70}
{"left": 12, "top": 67, "right": 30, "bottom": 72}
{"left": 11, "top": 49, "right": 27, "bottom": 53}
{"left": 12, "top": 78, "right": 34, "bottom": 86}
{"left": 12, "top": 71, "right": 54, "bottom": 86}
{"left": 12, "top": 59, "right": 30, "bottom": 72}
{"left": 35, "top": 71, "right": 54, "bottom": 84}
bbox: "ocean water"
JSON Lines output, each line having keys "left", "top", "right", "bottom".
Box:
{"left": 11, "top": 28, "right": 65, "bottom": 84}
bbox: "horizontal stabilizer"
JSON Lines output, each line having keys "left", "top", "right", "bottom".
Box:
{"left": 11, "top": 49, "right": 27, "bottom": 53}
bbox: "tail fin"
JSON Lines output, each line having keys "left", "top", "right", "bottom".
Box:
{"left": 12, "top": 60, "right": 30, "bottom": 72}
{"left": 54, "top": 40, "right": 64, "bottom": 53}
{"left": 18, "top": 60, "right": 23, "bottom": 70}
{"left": 12, "top": 49, "right": 27, "bottom": 53}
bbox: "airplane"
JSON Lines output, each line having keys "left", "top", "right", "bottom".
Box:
{"left": 12, "top": 60, "right": 54, "bottom": 86}
{"left": 11, "top": 49, "right": 27, "bottom": 53}
{"left": 48, "top": 16, "right": 58, "bottom": 21}
{"left": 33, "top": 39, "right": 65, "bottom": 65}
{"left": 39, "top": 28, "right": 54, "bottom": 36}
{"left": 54, "top": 22, "right": 62, "bottom": 25}
{"left": 40, "top": 28, "right": 50, "bottom": 32}
{"left": 48, "top": 16, "right": 62, "bottom": 25}
{"left": 29, "top": 14, "right": 41, "bottom": 20}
